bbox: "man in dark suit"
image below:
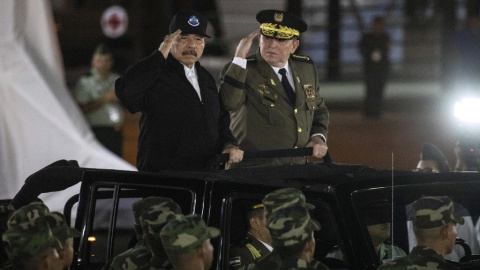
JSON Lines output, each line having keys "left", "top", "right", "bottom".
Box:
{"left": 116, "top": 10, "right": 243, "bottom": 172}
{"left": 219, "top": 10, "right": 329, "bottom": 168}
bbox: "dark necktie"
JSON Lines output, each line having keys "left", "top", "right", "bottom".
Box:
{"left": 278, "top": 68, "right": 295, "bottom": 105}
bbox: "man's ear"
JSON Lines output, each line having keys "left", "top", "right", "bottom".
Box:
{"left": 197, "top": 241, "right": 210, "bottom": 260}
{"left": 441, "top": 224, "right": 453, "bottom": 240}
{"left": 305, "top": 239, "right": 315, "bottom": 254}
{"left": 291, "top": 39, "right": 300, "bottom": 54}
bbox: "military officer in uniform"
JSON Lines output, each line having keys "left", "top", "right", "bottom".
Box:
{"left": 229, "top": 202, "right": 272, "bottom": 269}
{"left": 219, "top": 9, "right": 329, "bottom": 168}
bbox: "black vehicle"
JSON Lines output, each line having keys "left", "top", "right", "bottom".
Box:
{"left": 66, "top": 163, "right": 480, "bottom": 270}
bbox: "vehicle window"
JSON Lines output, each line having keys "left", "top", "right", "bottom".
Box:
{"left": 352, "top": 179, "right": 480, "bottom": 267}
{"left": 81, "top": 183, "right": 196, "bottom": 269}
{"left": 221, "top": 193, "right": 345, "bottom": 270}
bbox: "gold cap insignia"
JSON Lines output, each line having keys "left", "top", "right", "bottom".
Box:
{"left": 274, "top": 13, "right": 283, "bottom": 23}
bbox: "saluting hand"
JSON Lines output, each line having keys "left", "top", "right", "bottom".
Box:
{"left": 234, "top": 29, "right": 261, "bottom": 59}
{"left": 158, "top": 29, "right": 182, "bottom": 59}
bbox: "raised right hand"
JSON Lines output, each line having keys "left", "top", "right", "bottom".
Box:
{"left": 234, "top": 29, "right": 261, "bottom": 59}
{"left": 158, "top": 29, "right": 182, "bottom": 59}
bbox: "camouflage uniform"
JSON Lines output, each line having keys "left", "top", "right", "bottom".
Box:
{"left": 107, "top": 197, "right": 174, "bottom": 270}
{"left": 160, "top": 214, "right": 220, "bottom": 255}
{"left": 2, "top": 217, "right": 62, "bottom": 270}
{"left": 378, "top": 196, "right": 463, "bottom": 270}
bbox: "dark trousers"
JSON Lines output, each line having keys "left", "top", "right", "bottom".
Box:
{"left": 92, "top": 127, "right": 123, "bottom": 157}
{"left": 364, "top": 71, "right": 388, "bottom": 117}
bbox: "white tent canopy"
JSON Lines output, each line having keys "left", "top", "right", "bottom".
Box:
{"left": 0, "top": 0, "right": 135, "bottom": 212}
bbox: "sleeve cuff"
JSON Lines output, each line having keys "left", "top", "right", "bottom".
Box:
{"left": 311, "top": 133, "right": 326, "bottom": 143}
{"left": 232, "top": 57, "right": 247, "bottom": 69}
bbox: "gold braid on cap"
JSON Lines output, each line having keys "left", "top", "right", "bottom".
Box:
{"left": 260, "top": 23, "right": 299, "bottom": 39}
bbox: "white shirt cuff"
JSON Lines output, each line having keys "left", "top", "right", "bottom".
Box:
{"left": 311, "top": 133, "right": 326, "bottom": 143}
{"left": 232, "top": 57, "right": 247, "bottom": 69}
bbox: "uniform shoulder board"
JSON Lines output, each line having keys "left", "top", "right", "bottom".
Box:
{"left": 291, "top": 54, "right": 313, "bottom": 63}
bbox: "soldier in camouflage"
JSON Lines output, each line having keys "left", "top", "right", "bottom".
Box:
{"left": 378, "top": 196, "right": 464, "bottom": 270}
{"left": 36, "top": 212, "right": 81, "bottom": 269}
{"left": 160, "top": 214, "right": 220, "bottom": 270}
{"left": 240, "top": 188, "right": 329, "bottom": 270}
{"left": 2, "top": 216, "right": 63, "bottom": 270}
{"left": 0, "top": 204, "right": 15, "bottom": 268}
{"left": 266, "top": 205, "right": 328, "bottom": 270}
{"left": 141, "top": 200, "right": 183, "bottom": 269}
{"left": 107, "top": 197, "right": 174, "bottom": 270}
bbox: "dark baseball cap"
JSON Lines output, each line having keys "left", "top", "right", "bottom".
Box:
{"left": 169, "top": 10, "right": 211, "bottom": 38}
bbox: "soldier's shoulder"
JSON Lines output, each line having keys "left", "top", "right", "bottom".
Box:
{"left": 291, "top": 54, "right": 313, "bottom": 64}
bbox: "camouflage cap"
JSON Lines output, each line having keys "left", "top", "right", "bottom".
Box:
{"left": 411, "top": 196, "right": 465, "bottom": 229}
{"left": 3, "top": 217, "right": 59, "bottom": 259}
{"left": 132, "top": 197, "right": 173, "bottom": 223}
{"left": 37, "top": 212, "right": 81, "bottom": 241}
{"left": 132, "top": 197, "right": 173, "bottom": 239}
{"left": 7, "top": 202, "right": 50, "bottom": 229}
{"left": 263, "top": 188, "right": 315, "bottom": 218}
{"left": 141, "top": 201, "right": 183, "bottom": 238}
{"left": 160, "top": 214, "right": 220, "bottom": 255}
{"left": 267, "top": 206, "right": 320, "bottom": 249}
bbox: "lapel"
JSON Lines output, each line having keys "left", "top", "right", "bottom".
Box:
{"left": 255, "top": 51, "right": 289, "bottom": 103}
{"left": 289, "top": 59, "right": 307, "bottom": 108}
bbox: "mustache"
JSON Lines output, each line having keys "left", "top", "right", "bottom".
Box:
{"left": 182, "top": 50, "right": 197, "bottom": 56}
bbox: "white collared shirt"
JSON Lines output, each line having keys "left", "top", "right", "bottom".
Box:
{"left": 183, "top": 64, "right": 202, "bottom": 101}
{"left": 233, "top": 57, "right": 295, "bottom": 91}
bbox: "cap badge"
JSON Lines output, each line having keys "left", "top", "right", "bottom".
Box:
{"left": 274, "top": 13, "right": 283, "bottom": 23}
{"left": 188, "top": 15, "right": 200, "bottom": 27}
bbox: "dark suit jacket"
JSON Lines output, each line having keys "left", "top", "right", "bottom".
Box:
{"left": 115, "top": 51, "right": 237, "bottom": 172}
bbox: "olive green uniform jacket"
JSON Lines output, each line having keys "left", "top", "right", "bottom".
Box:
{"left": 220, "top": 50, "right": 329, "bottom": 167}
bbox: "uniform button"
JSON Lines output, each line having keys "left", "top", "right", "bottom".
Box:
{"left": 294, "top": 109, "right": 298, "bottom": 114}
{"left": 297, "top": 127, "right": 302, "bottom": 133}
{"left": 294, "top": 146, "right": 298, "bottom": 149}
{"left": 270, "top": 103, "right": 275, "bottom": 107}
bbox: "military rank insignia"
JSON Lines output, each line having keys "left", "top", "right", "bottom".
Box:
{"left": 270, "top": 79, "right": 276, "bottom": 86}
{"left": 303, "top": 84, "right": 316, "bottom": 99}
